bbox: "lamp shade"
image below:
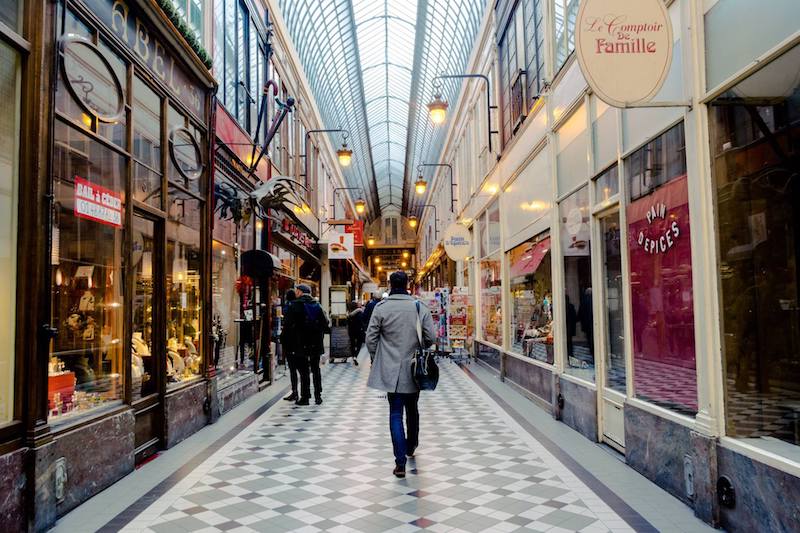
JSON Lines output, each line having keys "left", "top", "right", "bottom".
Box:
{"left": 414, "top": 176, "right": 427, "bottom": 195}
{"left": 409, "top": 216, "right": 418, "bottom": 228}
{"left": 427, "top": 93, "right": 448, "bottom": 124}
{"left": 337, "top": 144, "right": 353, "bottom": 166}
{"left": 354, "top": 197, "right": 366, "bottom": 214}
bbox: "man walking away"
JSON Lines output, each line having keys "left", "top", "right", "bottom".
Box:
{"left": 284, "top": 284, "right": 330, "bottom": 405}
{"left": 361, "top": 292, "right": 381, "bottom": 363}
{"left": 347, "top": 301, "right": 364, "bottom": 365}
{"left": 366, "top": 271, "right": 436, "bottom": 478}
{"left": 281, "top": 289, "right": 300, "bottom": 401}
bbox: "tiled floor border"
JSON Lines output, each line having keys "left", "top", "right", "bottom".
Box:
{"left": 461, "top": 364, "right": 658, "bottom": 532}
{"left": 97, "top": 383, "right": 291, "bottom": 532}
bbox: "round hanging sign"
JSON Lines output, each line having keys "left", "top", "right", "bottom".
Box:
{"left": 443, "top": 223, "right": 472, "bottom": 261}
{"left": 575, "top": 0, "right": 674, "bottom": 108}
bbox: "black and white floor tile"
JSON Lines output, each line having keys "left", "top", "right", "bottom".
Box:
{"left": 120, "top": 354, "right": 635, "bottom": 532}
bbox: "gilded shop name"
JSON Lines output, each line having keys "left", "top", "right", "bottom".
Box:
{"left": 103, "top": 0, "right": 203, "bottom": 117}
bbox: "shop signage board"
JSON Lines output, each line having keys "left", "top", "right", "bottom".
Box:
{"left": 74, "top": 176, "right": 123, "bottom": 228}
{"left": 575, "top": 0, "right": 673, "bottom": 107}
{"left": 328, "top": 233, "right": 355, "bottom": 260}
{"left": 443, "top": 223, "right": 472, "bottom": 261}
{"left": 86, "top": 0, "right": 207, "bottom": 120}
{"left": 275, "top": 214, "right": 314, "bottom": 248}
{"left": 345, "top": 220, "right": 364, "bottom": 246}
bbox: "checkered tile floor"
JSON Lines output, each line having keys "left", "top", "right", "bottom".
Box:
{"left": 121, "top": 355, "right": 635, "bottom": 533}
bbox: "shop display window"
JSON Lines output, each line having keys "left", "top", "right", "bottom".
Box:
{"left": 479, "top": 255, "right": 502, "bottom": 346}
{"left": 508, "top": 233, "right": 553, "bottom": 363}
{"left": 710, "top": 46, "right": 800, "bottom": 451}
{"left": 211, "top": 239, "right": 239, "bottom": 381}
{"left": 0, "top": 40, "right": 20, "bottom": 425}
{"left": 561, "top": 186, "right": 593, "bottom": 380}
{"left": 132, "top": 216, "right": 157, "bottom": 401}
{"left": 167, "top": 187, "right": 203, "bottom": 386}
{"left": 626, "top": 122, "right": 697, "bottom": 415}
{"left": 49, "top": 121, "right": 125, "bottom": 423}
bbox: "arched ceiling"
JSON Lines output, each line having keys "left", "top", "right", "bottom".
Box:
{"left": 277, "top": 0, "right": 487, "bottom": 219}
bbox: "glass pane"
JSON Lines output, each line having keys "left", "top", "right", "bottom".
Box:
{"left": 561, "top": 186, "right": 593, "bottom": 381}
{"left": 710, "top": 51, "right": 800, "bottom": 449}
{"left": 487, "top": 201, "right": 501, "bottom": 254}
{"left": 212, "top": 240, "right": 240, "bottom": 381}
{"left": 96, "top": 40, "right": 127, "bottom": 148}
{"left": 168, "top": 106, "right": 203, "bottom": 195}
{"left": 480, "top": 254, "right": 502, "bottom": 345}
{"left": 0, "top": 42, "right": 20, "bottom": 425}
{"left": 167, "top": 187, "right": 203, "bottom": 387}
{"left": 133, "top": 76, "right": 161, "bottom": 169}
{"left": 628, "top": 123, "right": 686, "bottom": 201}
{"left": 132, "top": 216, "right": 157, "bottom": 401}
{"left": 595, "top": 165, "right": 619, "bottom": 205}
{"left": 134, "top": 163, "right": 162, "bottom": 208}
{"left": 627, "top": 125, "right": 696, "bottom": 415}
{"left": 508, "top": 233, "right": 553, "bottom": 363}
{"left": 50, "top": 121, "right": 125, "bottom": 423}
{"left": 601, "top": 213, "right": 625, "bottom": 393}
{"left": 0, "top": 0, "right": 22, "bottom": 33}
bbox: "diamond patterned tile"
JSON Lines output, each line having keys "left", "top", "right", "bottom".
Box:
{"left": 123, "top": 355, "right": 636, "bottom": 532}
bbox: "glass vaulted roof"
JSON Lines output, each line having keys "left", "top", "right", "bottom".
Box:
{"left": 278, "top": 0, "right": 487, "bottom": 218}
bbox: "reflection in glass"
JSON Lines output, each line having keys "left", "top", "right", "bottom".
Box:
{"left": 0, "top": 41, "right": 20, "bottom": 425}
{"left": 61, "top": 38, "right": 124, "bottom": 120}
{"left": 508, "top": 233, "right": 553, "bottom": 363}
{"left": 711, "top": 48, "right": 800, "bottom": 449}
{"left": 49, "top": 121, "right": 125, "bottom": 423}
{"left": 561, "top": 186, "right": 593, "bottom": 381}
{"left": 595, "top": 165, "right": 619, "bottom": 205}
{"left": 132, "top": 216, "right": 157, "bottom": 401}
{"left": 601, "top": 213, "right": 626, "bottom": 393}
{"left": 133, "top": 77, "right": 162, "bottom": 207}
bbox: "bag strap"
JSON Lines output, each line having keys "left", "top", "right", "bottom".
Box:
{"left": 415, "top": 301, "right": 423, "bottom": 350}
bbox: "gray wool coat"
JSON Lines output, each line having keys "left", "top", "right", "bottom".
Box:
{"left": 366, "top": 294, "right": 437, "bottom": 393}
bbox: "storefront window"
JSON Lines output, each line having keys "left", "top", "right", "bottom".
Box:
{"left": 132, "top": 216, "right": 156, "bottom": 401}
{"left": 480, "top": 255, "right": 502, "bottom": 346}
{"left": 601, "top": 213, "right": 625, "bottom": 393}
{"left": 509, "top": 233, "right": 553, "bottom": 363}
{"left": 133, "top": 76, "right": 162, "bottom": 208}
{"left": 0, "top": 41, "right": 20, "bottom": 425}
{"left": 49, "top": 121, "right": 125, "bottom": 423}
{"left": 0, "top": 0, "right": 23, "bottom": 32}
{"left": 710, "top": 46, "right": 800, "bottom": 450}
{"left": 595, "top": 164, "right": 619, "bottom": 205}
{"left": 626, "top": 122, "right": 697, "bottom": 415}
{"left": 561, "top": 186, "right": 593, "bottom": 380}
{"left": 167, "top": 187, "right": 203, "bottom": 386}
{"left": 553, "top": 0, "right": 578, "bottom": 72}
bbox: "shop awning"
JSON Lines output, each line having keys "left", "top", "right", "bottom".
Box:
{"left": 241, "top": 250, "right": 283, "bottom": 280}
{"left": 510, "top": 237, "right": 551, "bottom": 279}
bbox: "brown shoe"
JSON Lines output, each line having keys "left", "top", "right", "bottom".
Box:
{"left": 393, "top": 465, "right": 406, "bottom": 478}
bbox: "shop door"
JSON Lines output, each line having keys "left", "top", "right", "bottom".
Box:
{"left": 597, "top": 212, "right": 626, "bottom": 451}
{"left": 132, "top": 214, "right": 164, "bottom": 463}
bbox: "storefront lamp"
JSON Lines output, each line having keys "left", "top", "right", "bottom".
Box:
{"left": 401, "top": 261, "right": 407, "bottom": 268}
{"left": 337, "top": 143, "right": 353, "bottom": 167}
{"left": 367, "top": 236, "right": 376, "bottom": 247}
{"left": 373, "top": 257, "right": 380, "bottom": 264}
{"left": 415, "top": 176, "right": 427, "bottom": 195}
{"left": 427, "top": 92, "right": 448, "bottom": 125}
{"left": 408, "top": 216, "right": 418, "bottom": 229}
{"left": 377, "top": 265, "right": 383, "bottom": 272}
{"left": 354, "top": 197, "right": 366, "bottom": 214}
{"left": 402, "top": 250, "right": 410, "bottom": 259}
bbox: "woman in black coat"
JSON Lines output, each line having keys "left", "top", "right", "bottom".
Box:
{"left": 347, "top": 300, "right": 364, "bottom": 365}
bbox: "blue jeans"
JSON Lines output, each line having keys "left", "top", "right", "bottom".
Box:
{"left": 387, "top": 392, "right": 419, "bottom": 467}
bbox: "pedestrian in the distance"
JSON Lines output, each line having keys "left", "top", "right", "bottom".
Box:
{"left": 347, "top": 300, "right": 364, "bottom": 365}
{"left": 361, "top": 291, "right": 381, "bottom": 363}
{"left": 280, "top": 289, "right": 301, "bottom": 402}
{"left": 366, "top": 271, "right": 436, "bottom": 478}
{"left": 284, "top": 284, "right": 330, "bottom": 405}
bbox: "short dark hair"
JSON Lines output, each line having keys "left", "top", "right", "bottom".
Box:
{"left": 285, "top": 289, "right": 297, "bottom": 301}
{"left": 389, "top": 271, "right": 408, "bottom": 291}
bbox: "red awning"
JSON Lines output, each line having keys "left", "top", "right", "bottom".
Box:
{"left": 510, "top": 237, "right": 551, "bottom": 278}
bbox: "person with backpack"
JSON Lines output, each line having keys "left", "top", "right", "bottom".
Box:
{"left": 366, "top": 271, "right": 436, "bottom": 478}
{"left": 284, "top": 284, "right": 331, "bottom": 405}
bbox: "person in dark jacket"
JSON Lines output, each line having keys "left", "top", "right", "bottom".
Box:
{"left": 361, "top": 292, "right": 381, "bottom": 363}
{"left": 284, "top": 284, "right": 330, "bottom": 405}
{"left": 347, "top": 301, "right": 364, "bottom": 365}
{"left": 280, "top": 289, "right": 300, "bottom": 401}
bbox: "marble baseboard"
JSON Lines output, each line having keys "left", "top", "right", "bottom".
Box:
{"left": 0, "top": 447, "right": 27, "bottom": 532}
{"left": 50, "top": 410, "right": 136, "bottom": 519}
{"left": 165, "top": 381, "right": 209, "bottom": 448}
{"left": 217, "top": 373, "right": 258, "bottom": 416}
{"left": 556, "top": 377, "right": 598, "bottom": 442}
{"left": 504, "top": 355, "right": 554, "bottom": 407}
{"left": 717, "top": 445, "right": 800, "bottom": 532}
{"left": 624, "top": 402, "right": 693, "bottom": 505}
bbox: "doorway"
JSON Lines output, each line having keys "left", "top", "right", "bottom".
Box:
{"left": 597, "top": 211, "right": 626, "bottom": 451}
{"left": 132, "top": 213, "right": 165, "bottom": 463}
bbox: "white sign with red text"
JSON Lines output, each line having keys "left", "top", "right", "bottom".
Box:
{"left": 576, "top": 0, "right": 673, "bottom": 108}
{"left": 74, "top": 176, "right": 123, "bottom": 228}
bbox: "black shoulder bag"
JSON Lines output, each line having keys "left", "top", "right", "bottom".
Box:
{"left": 411, "top": 301, "right": 439, "bottom": 391}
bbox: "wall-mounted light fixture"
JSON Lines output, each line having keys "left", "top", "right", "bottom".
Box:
{"left": 429, "top": 74, "right": 498, "bottom": 155}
